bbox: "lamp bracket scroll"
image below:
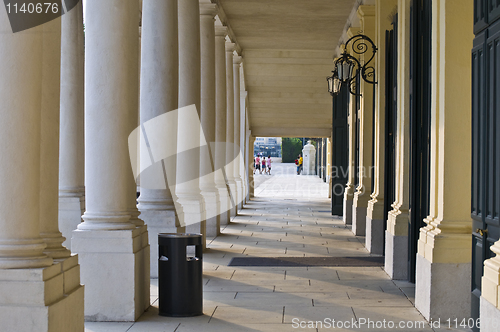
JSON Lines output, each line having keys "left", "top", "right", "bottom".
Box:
{"left": 329, "top": 34, "right": 377, "bottom": 96}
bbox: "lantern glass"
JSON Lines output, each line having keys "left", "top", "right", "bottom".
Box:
{"left": 337, "top": 59, "right": 355, "bottom": 82}
{"left": 343, "top": 62, "right": 352, "bottom": 81}
{"left": 336, "top": 62, "right": 343, "bottom": 81}
{"left": 333, "top": 76, "right": 341, "bottom": 94}
{"left": 327, "top": 76, "right": 334, "bottom": 94}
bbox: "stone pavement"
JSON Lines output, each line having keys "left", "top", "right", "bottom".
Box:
{"left": 85, "top": 164, "right": 468, "bottom": 332}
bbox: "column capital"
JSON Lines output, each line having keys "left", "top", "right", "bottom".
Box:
{"left": 346, "top": 26, "right": 361, "bottom": 39}
{"left": 200, "top": 3, "right": 217, "bottom": 17}
{"left": 357, "top": 5, "right": 376, "bottom": 18}
{"left": 225, "top": 42, "right": 235, "bottom": 53}
{"left": 215, "top": 25, "right": 228, "bottom": 37}
{"left": 233, "top": 55, "right": 242, "bottom": 65}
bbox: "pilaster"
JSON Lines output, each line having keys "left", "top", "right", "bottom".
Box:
{"left": 327, "top": 138, "right": 332, "bottom": 198}
{"left": 343, "top": 26, "right": 360, "bottom": 226}
{"left": 352, "top": 6, "right": 375, "bottom": 237}
{"left": 366, "top": 0, "right": 398, "bottom": 255}
{"left": 415, "top": 0, "right": 473, "bottom": 321}
{"left": 385, "top": 0, "right": 411, "bottom": 280}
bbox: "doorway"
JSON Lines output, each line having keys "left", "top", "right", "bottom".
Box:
{"left": 471, "top": 0, "right": 500, "bottom": 327}
{"left": 408, "top": 0, "right": 432, "bottom": 283}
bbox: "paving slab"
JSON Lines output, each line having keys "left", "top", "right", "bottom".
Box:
{"left": 85, "top": 164, "right": 445, "bottom": 332}
{"left": 211, "top": 305, "right": 284, "bottom": 324}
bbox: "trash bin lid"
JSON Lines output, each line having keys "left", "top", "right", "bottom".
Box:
{"left": 158, "top": 233, "right": 202, "bottom": 238}
{"left": 158, "top": 233, "right": 203, "bottom": 245}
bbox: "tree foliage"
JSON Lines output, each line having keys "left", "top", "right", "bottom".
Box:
{"left": 281, "top": 137, "right": 303, "bottom": 163}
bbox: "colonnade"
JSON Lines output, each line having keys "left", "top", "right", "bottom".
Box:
{"left": 341, "top": 0, "right": 475, "bottom": 323}
{"left": 0, "top": 6, "right": 84, "bottom": 331}
{"left": 0, "top": 0, "right": 252, "bottom": 327}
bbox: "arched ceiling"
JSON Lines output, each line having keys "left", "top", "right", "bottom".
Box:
{"left": 215, "top": 0, "right": 358, "bottom": 138}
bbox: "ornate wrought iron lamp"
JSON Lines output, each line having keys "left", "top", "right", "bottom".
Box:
{"left": 326, "top": 69, "right": 341, "bottom": 96}
{"left": 327, "top": 34, "right": 377, "bottom": 96}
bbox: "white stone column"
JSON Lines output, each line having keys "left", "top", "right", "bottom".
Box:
{"left": 244, "top": 128, "right": 251, "bottom": 203}
{"left": 176, "top": 0, "right": 206, "bottom": 243}
{"left": 138, "top": 0, "right": 179, "bottom": 278}
{"left": 59, "top": 0, "right": 85, "bottom": 251}
{"left": 0, "top": 13, "right": 84, "bottom": 331}
{"left": 214, "top": 26, "right": 232, "bottom": 226}
{"left": 200, "top": 2, "right": 221, "bottom": 237}
{"left": 0, "top": 9, "right": 51, "bottom": 271}
{"left": 39, "top": 16, "right": 71, "bottom": 260}
{"left": 128, "top": 3, "right": 150, "bottom": 315}
{"left": 233, "top": 55, "right": 244, "bottom": 210}
{"left": 240, "top": 91, "right": 249, "bottom": 204}
{"left": 225, "top": 42, "right": 237, "bottom": 218}
{"left": 248, "top": 136, "right": 256, "bottom": 198}
{"left": 72, "top": 0, "right": 147, "bottom": 321}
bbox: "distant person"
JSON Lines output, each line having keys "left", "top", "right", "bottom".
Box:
{"left": 297, "top": 154, "right": 303, "bottom": 175}
{"left": 253, "top": 157, "right": 256, "bottom": 174}
{"left": 299, "top": 154, "right": 303, "bottom": 174}
{"left": 261, "top": 157, "right": 266, "bottom": 174}
{"left": 255, "top": 155, "right": 261, "bottom": 174}
{"left": 266, "top": 155, "right": 272, "bottom": 175}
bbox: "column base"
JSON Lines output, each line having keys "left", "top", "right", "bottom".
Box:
{"left": 186, "top": 220, "right": 206, "bottom": 249}
{"left": 241, "top": 181, "right": 247, "bottom": 206}
{"left": 216, "top": 185, "right": 232, "bottom": 226}
{"left": 365, "top": 216, "right": 384, "bottom": 255}
{"left": 415, "top": 253, "right": 471, "bottom": 321}
{"left": 201, "top": 189, "right": 220, "bottom": 237}
{"left": 72, "top": 227, "right": 149, "bottom": 321}
{"left": 58, "top": 194, "right": 84, "bottom": 250}
{"left": 137, "top": 225, "right": 150, "bottom": 312}
{"left": 384, "top": 231, "right": 408, "bottom": 280}
{"left": 227, "top": 181, "right": 237, "bottom": 218}
{"left": 352, "top": 204, "right": 367, "bottom": 236}
{"left": 176, "top": 195, "right": 206, "bottom": 248}
{"left": 139, "top": 209, "right": 181, "bottom": 278}
{"left": 481, "top": 296, "right": 500, "bottom": 331}
{"left": 0, "top": 255, "right": 84, "bottom": 332}
{"left": 343, "top": 198, "right": 353, "bottom": 225}
{"left": 235, "top": 179, "right": 244, "bottom": 211}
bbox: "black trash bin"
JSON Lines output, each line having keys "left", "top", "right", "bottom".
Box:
{"left": 158, "top": 233, "right": 203, "bottom": 317}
